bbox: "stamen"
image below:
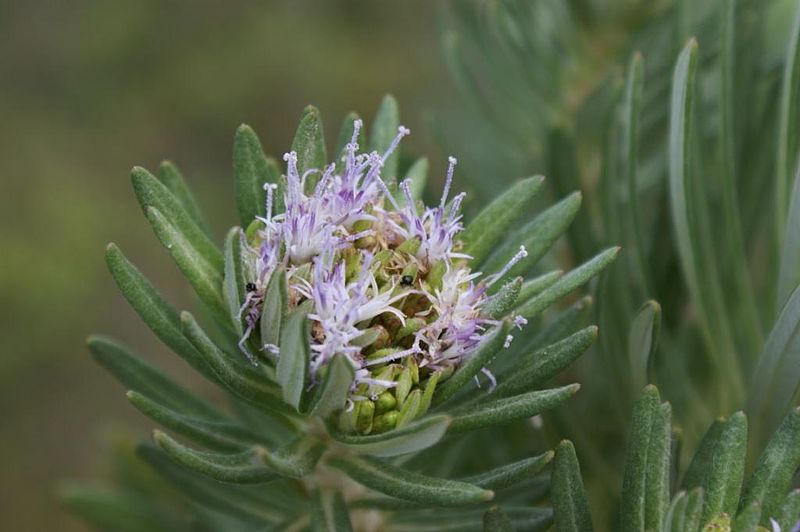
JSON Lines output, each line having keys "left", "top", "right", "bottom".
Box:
{"left": 382, "top": 125, "right": 410, "bottom": 165}
{"left": 400, "top": 179, "right": 416, "bottom": 215}
{"left": 440, "top": 156, "right": 457, "bottom": 209}
{"left": 448, "top": 192, "right": 466, "bottom": 222}
{"left": 487, "top": 245, "right": 528, "bottom": 287}
{"left": 263, "top": 183, "right": 278, "bottom": 221}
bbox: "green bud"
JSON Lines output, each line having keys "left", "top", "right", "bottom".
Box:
{"left": 368, "top": 365, "right": 397, "bottom": 397}
{"left": 405, "top": 356, "right": 419, "bottom": 385}
{"left": 396, "top": 236, "right": 422, "bottom": 256}
{"left": 356, "top": 400, "right": 375, "bottom": 434}
{"left": 418, "top": 371, "right": 441, "bottom": 417}
{"left": 427, "top": 260, "right": 447, "bottom": 290}
{"left": 395, "top": 367, "right": 413, "bottom": 406}
{"left": 372, "top": 411, "right": 399, "bottom": 433}
{"left": 374, "top": 391, "right": 397, "bottom": 414}
{"left": 396, "top": 389, "right": 422, "bottom": 428}
{"left": 396, "top": 317, "right": 426, "bottom": 341}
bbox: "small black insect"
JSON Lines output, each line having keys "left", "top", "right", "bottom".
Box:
{"left": 400, "top": 275, "right": 414, "bottom": 286}
{"left": 245, "top": 282, "right": 257, "bottom": 293}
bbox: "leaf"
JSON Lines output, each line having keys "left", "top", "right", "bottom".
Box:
{"left": 482, "top": 191, "right": 581, "bottom": 280}
{"left": 260, "top": 268, "right": 288, "bottom": 349}
{"left": 130, "top": 166, "right": 223, "bottom": 275}
{"left": 310, "top": 354, "right": 356, "bottom": 418}
{"left": 775, "top": 1, "right": 800, "bottom": 240}
{"left": 459, "top": 451, "right": 554, "bottom": 491}
{"left": 493, "top": 327, "right": 597, "bottom": 398}
{"left": 145, "top": 206, "right": 226, "bottom": 322}
{"left": 516, "top": 247, "right": 619, "bottom": 320}
{"left": 127, "top": 391, "right": 266, "bottom": 452}
{"left": 434, "top": 323, "right": 509, "bottom": 406}
{"left": 257, "top": 434, "right": 325, "bottom": 479}
{"left": 153, "top": 430, "right": 276, "bottom": 484}
{"left": 483, "top": 278, "right": 522, "bottom": 318}
{"left": 777, "top": 163, "right": 800, "bottom": 312}
{"left": 731, "top": 502, "right": 761, "bottom": 532}
{"left": 551, "top": 440, "right": 593, "bottom": 532}
{"left": 664, "top": 491, "right": 688, "bottom": 532}
{"left": 644, "top": 401, "right": 672, "bottom": 530}
{"left": 223, "top": 227, "right": 249, "bottom": 334}
{"left": 483, "top": 507, "right": 514, "bottom": 532}
{"left": 621, "top": 385, "right": 662, "bottom": 531}
{"left": 740, "top": 406, "right": 800, "bottom": 522}
{"left": 516, "top": 270, "right": 563, "bottom": 306}
{"left": 328, "top": 415, "right": 451, "bottom": 458}
{"left": 669, "top": 38, "right": 740, "bottom": 393}
{"left": 777, "top": 489, "right": 800, "bottom": 530}
{"left": 369, "top": 94, "right": 401, "bottom": 181}
{"left": 88, "top": 335, "right": 221, "bottom": 420}
{"left": 328, "top": 454, "right": 493, "bottom": 507}
{"left": 292, "top": 105, "right": 326, "bottom": 190}
{"left": 157, "top": 160, "right": 210, "bottom": 237}
{"left": 682, "top": 487, "right": 705, "bottom": 532}
{"left": 460, "top": 176, "right": 546, "bottom": 265}
{"left": 311, "top": 490, "right": 353, "bottom": 532}
{"left": 277, "top": 309, "right": 311, "bottom": 411}
{"left": 105, "top": 243, "right": 217, "bottom": 382}
{"left": 449, "top": 384, "right": 580, "bottom": 434}
{"left": 234, "top": 124, "right": 273, "bottom": 227}
{"left": 390, "top": 507, "right": 552, "bottom": 532}
{"left": 748, "top": 284, "right": 800, "bottom": 440}
{"left": 699, "top": 411, "right": 747, "bottom": 525}
{"left": 180, "top": 311, "right": 293, "bottom": 416}
{"left": 627, "top": 301, "right": 661, "bottom": 407}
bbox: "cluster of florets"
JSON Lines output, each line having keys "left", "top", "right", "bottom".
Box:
{"left": 239, "top": 121, "right": 527, "bottom": 432}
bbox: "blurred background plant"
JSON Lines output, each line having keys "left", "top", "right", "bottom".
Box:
{"left": 440, "top": 0, "right": 800, "bottom": 525}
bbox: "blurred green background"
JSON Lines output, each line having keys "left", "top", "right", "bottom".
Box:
{"left": 0, "top": 2, "right": 453, "bottom": 530}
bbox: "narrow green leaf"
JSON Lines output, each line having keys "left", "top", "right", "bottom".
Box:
{"left": 311, "top": 490, "right": 353, "bottom": 532}
{"left": 732, "top": 502, "right": 761, "bottom": 532}
{"left": 292, "top": 105, "right": 326, "bottom": 190}
{"left": 665, "top": 491, "right": 688, "bottom": 532}
{"left": 180, "top": 311, "right": 293, "bottom": 416}
{"left": 552, "top": 440, "right": 593, "bottom": 532}
{"left": 621, "top": 385, "right": 659, "bottom": 531}
{"left": 127, "top": 391, "right": 263, "bottom": 452}
{"left": 260, "top": 268, "right": 288, "bottom": 350}
{"left": 493, "top": 327, "right": 597, "bottom": 398}
{"left": 435, "top": 323, "right": 509, "bottom": 406}
{"left": 460, "top": 176, "right": 546, "bottom": 265}
{"left": 137, "top": 444, "right": 291, "bottom": 522}
{"left": 310, "top": 354, "right": 356, "bottom": 418}
{"left": 682, "top": 487, "right": 705, "bottom": 532}
{"left": 105, "top": 243, "right": 217, "bottom": 382}
{"left": 145, "top": 206, "right": 226, "bottom": 322}
{"left": 157, "top": 160, "right": 210, "bottom": 237}
{"left": 748, "top": 284, "right": 800, "bottom": 439}
{"left": 449, "top": 384, "right": 580, "bottom": 434}
{"left": 740, "top": 406, "right": 800, "bottom": 521}
{"left": 516, "top": 247, "right": 619, "bottom": 320}
{"left": 328, "top": 415, "right": 451, "bottom": 458}
{"left": 153, "top": 430, "right": 275, "bottom": 484}
{"left": 328, "top": 454, "right": 493, "bottom": 507}
{"left": 88, "top": 335, "right": 221, "bottom": 420}
{"left": 256, "top": 434, "right": 324, "bottom": 479}
{"left": 277, "top": 310, "right": 311, "bottom": 410}
{"left": 234, "top": 124, "right": 273, "bottom": 227}
{"left": 777, "top": 489, "right": 800, "bottom": 530}
{"left": 460, "top": 451, "right": 553, "bottom": 491}
{"left": 775, "top": 1, "right": 800, "bottom": 241}
{"left": 390, "top": 507, "right": 552, "bottom": 532}
{"left": 700, "top": 412, "right": 747, "bottom": 525}
{"left": 683, "top": 419, "right": 724, "bottom": 490}
{"left": 777, "top": 163, "right": 800, "bottom": 312}
{"left": 644, "top": 402, "right": 672, "bottom": 531}
{"left": 369, "top": 94, "right": 401, "bottom": 181}
{"left": 669, "top": 38, "right": 742, "bottom": 395}
{"left": 482, "top": 191, "right": 581, "bottom": 280}
{"left": 223, "top": 227, "right": 250, "bottom": 334}
{"left": 131, "top": 166, "right": 222, "bottom": 273}
{"left": 483, "top": 278, "right": 522, "bottom": 318}
{"left": 483, "top": 507, "right": 514, "bottom": 532}
{"left": 516, "top": 270, "right": 563, "bottom": 306}
{"left": 628, "top": 301, "right": 661, "bottom": 393}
